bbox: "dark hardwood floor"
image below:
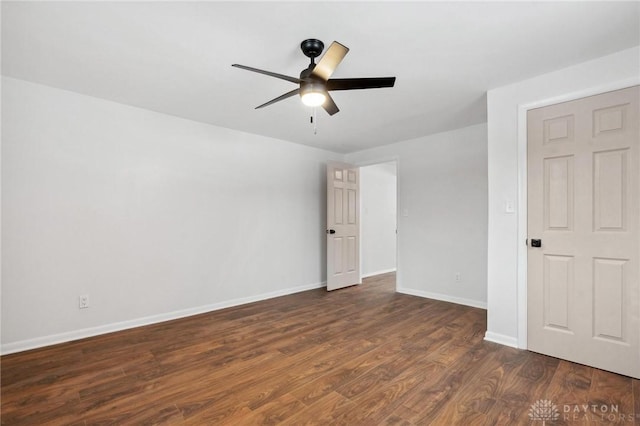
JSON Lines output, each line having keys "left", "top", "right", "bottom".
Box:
{"left": 2, "top": 273, "right": 639, "bottom": 425}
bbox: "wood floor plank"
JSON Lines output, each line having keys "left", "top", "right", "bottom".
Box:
{"left": 2, "top": 272, "right": 638, "bottom": 425}
{"left": 585, "top": 368, "right": 635, "bottom": 423}
{"left": 179, "top": 393, "right": 252, "bottom": 425}
{"left": 425, "top": 356, "right": 506, "bottom": 424}
{"left": 478, "top": 351, "right": 550, "bottom": 425}
{"left": 280, "top": 391, "right": 355, "bottom": 425}
{"left": 397, "top": 339, "right": 499, "bottom": 423}
{"left": 290, "top": 339, "right": 407, "bottom": 406}
{"left": 336, "top": 356, "right": 439, "bottom": 424}
{"left": 633, "top": 379, "right": 640, "bottom": 424}
{"left": 545, "top": 359, "right": 594, "bottom": 407}
{"left": 231, "top": 393, "right": 306, "bottom": 425}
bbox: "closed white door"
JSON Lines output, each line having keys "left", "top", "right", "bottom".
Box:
{"left": 327, "top": 162, "right": 360, "bottom": 291}
{"left": 527, "top": 86, "right": 639, "bottom": 378}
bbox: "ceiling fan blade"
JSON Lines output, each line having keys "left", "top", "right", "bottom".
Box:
{"left": 255, "top": 88, "right": 300, "bottom": 109}
{"left": 232, "top": 64, "right": 301, "bottom": 84}
{"left": 326, "top": 77, "right": 396, "bottom": 91}
{"left": 311, "top": 41, "right": 349, "bottom": 82}
{"left": 322, "top": 93, "right": 340, "bottom": 116}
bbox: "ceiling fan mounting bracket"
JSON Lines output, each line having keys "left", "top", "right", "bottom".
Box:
{"left": 300, "top": 39, "right": 324, "bottom": 60}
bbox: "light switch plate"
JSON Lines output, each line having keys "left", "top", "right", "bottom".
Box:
{"left": 504, "top": 200, "right": 515, "bottom": 214}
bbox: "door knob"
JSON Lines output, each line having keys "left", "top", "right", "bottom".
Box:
{"left": 326, "top": 229, "right": 336, "bottom": 234}
{"left": 531, "top": 239, "right": 542, "bottom": 247}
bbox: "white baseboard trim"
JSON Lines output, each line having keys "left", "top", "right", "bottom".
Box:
{"left": 362, "top": 268, "right": 397, "bottom": 279}
{"left": 397, "top": 287, "right": 487, "bottom": 309}
{"left": 1, "top": 281, "right": 327, "bottom": 355}
{"left": 484, "top": 331, "right": 519, "bottom": 348}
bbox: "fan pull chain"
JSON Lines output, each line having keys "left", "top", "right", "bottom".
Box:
{"left": 310, "top": 107, "right": 318, "bottom": 135}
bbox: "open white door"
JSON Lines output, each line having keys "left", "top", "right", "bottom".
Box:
{"left": 527, "top": 86, "right": 639, "bottom": 378}
{"left": 326, "top": 162, "right": 361, "bottom": 291}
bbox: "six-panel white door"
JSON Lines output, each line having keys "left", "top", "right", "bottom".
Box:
{"left": 527, "top": 86, "right": 639, "bottom": 378}
{"left": 327, "top": 162, "right": 361, "bottom": 291}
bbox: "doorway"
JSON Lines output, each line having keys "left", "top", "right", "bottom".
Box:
{"left": 359, "top": 161, "right": 398, "bottom": 286}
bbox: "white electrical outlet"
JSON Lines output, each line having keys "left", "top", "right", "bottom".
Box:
{"left": 79, "top": 294, "right": 89, "bottom": 309}
{"left": 455, "top": 273, "right": 462, "bottom": 283}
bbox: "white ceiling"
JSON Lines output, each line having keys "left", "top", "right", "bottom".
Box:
{"left": 2, "top": 1, "right": 639, "bottom": 153}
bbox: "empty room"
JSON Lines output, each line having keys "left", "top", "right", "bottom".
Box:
{"left": 2, "top": 1, "right": 639, "bottom": 424}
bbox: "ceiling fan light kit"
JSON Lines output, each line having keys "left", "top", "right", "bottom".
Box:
{"left": 300, "top": 82, "right": 327, "bottom": 107}
{"left": 232, "top": 38, "right": 396, "bottom": 116}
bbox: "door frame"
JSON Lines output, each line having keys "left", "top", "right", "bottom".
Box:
{"left": 515, "top": 76, "right": 640, "bottom": 349}
{"left": 351, "top": 157, "right": 400, "bottom": 291}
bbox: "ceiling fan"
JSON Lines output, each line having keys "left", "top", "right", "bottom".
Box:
{"left": 232, "top": 39, "right": 396, "bottom": 116}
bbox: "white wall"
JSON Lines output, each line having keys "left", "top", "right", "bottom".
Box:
{"left": 360, "top": 162, "right": 397, "bottom": 278}
{"left": 9, "top": 48, "right": 635, "bottom": 355}
{"left": 486, "top": 46, "right": 640, "bottom": 348}
{"left": 347, "top": 123, "right": 488, "bottom": 308}
{"left": 1, "top": 77, "right": 341, "bottom": 353}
